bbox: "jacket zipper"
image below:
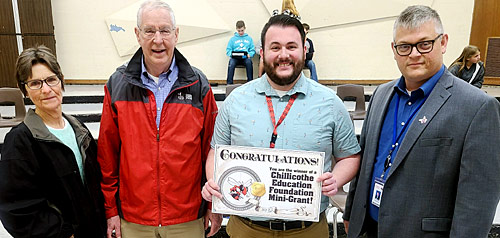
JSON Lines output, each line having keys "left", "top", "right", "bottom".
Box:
{"left": 156, "top": 126, "right": 161, "bottom": 227}
{"left": 154, "top": 80, "right": 198, "bottom": 227}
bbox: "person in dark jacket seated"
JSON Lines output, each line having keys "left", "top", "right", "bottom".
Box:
{"left": 302, "top": 23, "right": 318, "bottom": 82}
{"left": 448, "top": 45, "right": 485, "bottom": 88}
{"left": 0, "top": 45, "right": 106, "bottom": 238}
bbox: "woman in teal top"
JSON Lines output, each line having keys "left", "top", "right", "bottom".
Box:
{"left": 0, "top": 46, "right": 106, "bottom": 238}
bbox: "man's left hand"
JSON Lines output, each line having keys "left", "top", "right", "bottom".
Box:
{"left": 317, "top": 172, "right": 338, "bottom": 196}
{"left": 204, "top": 209, "right": 223, "bottom": 237}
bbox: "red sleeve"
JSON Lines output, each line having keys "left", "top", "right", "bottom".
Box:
{"left": 97, "top": 85, "right": 121, "bottom": 219}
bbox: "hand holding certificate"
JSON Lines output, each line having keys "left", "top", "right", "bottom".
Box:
{"left": 207, "top": 145, "right": 325, "bottom": 222}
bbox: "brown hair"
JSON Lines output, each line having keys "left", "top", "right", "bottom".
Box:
{"left": 236, "top": 20, "right": 245, "bottom": 29}
{"left": 15, "top": 45, "right": 64, "bottom": 96}
{"left": 260, "top": 14, "right": 305, "bottom": 51}
{"left": 450, "top": 45, "right": 480, "bottom": 75}
{"left": 302, "top": 23, "right": 310, "bottom": 31}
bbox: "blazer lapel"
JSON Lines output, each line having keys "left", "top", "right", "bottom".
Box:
{"left": 387, "top": 73, "right": 453, "bottom": 179}
{"left": 363, "top": 81, "right": 397, "bottom": 178}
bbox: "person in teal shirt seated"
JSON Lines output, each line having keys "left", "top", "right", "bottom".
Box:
{"left": 226, "top": 20, "right": 255, "bottom": 84}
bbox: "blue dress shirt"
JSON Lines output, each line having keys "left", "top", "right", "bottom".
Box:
{"left": 369, "top": 65, "right": 445, "bottom": 221}
{"left": 140, "top": 57, "right": 178, "bottom": 128}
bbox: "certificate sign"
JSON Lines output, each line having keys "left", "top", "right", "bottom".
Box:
{"left": 212, "top": 145, "right": 324, "bottom": 222}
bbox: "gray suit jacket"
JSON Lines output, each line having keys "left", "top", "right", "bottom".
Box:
{"left": 344, "top": 70, "right": 500, "bottom": 237}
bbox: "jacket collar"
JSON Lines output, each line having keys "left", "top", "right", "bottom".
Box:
{"left": 123, "top": 48, "right": 197, "bottom": 89}
{"left": 394, "top": 65, "right": 445, "bottom": 98}
{"left": 23, "top": 108, "right": 89, "bottom": 146}
{"left": 361, "top": 70, "right": 455, "bottom": 180}
{"left": 386, "top": 70, "right": 454, "bottom": 179}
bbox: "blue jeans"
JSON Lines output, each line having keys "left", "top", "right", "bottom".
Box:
{"left": 305, "top": 60, "right": 318, "bottom": 82}
{"left": 227, "top": 58, "right": 253, "bottom": 84}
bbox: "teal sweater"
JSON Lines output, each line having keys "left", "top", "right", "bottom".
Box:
{"left": 226, "top": 32, "right": 255, "bottom": 58}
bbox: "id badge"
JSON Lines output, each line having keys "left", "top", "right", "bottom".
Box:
{"left": 371, "top": 177, "right": 385, "bottom": 207}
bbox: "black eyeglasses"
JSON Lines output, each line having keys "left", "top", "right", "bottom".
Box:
{"left": 22, "top": 75, "right": 60, "bottom": 90}
{"left": 393, "top": 33, "right": 443, "bottom": 56}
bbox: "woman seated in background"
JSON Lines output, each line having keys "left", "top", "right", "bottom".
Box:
{"left": 449, "top": 45, "right": 485, "bottom": 89}
{"left": 0, "top": 45, "right": 106, "bottom": 238}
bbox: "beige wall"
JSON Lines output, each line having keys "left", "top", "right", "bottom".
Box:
{"left": 51, "top": 0, "right": 474, "bottom": 82}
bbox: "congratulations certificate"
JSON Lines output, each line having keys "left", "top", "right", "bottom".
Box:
{"left": 212, "top": 145, "right": 325, "bottom": 222}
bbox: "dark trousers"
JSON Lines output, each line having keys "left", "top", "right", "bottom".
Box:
{"left": 363, "top": 215, "right": 378, "bottom": 238}
{"left": 227, "top": 57, "right": 253, "bottom": 84}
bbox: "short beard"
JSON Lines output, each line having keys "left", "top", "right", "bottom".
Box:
{"left": 263, "top": 54, "right": 305, "bottom": 86}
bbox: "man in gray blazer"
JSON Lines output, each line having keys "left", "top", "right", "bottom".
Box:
{"left": 343, "top": 5, "right": 500, "bottom": 238}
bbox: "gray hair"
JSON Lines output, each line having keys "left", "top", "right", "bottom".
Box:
{"left": 393, "top": 5, "right": 444, "bottom": 41}
{"left": 137, "top": 0, "right": 176, "bottom": 28}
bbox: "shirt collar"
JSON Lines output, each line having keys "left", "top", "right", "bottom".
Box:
{"left": 255, "top": 72, "right": 308, "bottom": 97}
{"left": 394, "top": 64, "right": 445, "bottom": 97}
{"left": 140, "top": 56, "right": 177, "bottom": 84}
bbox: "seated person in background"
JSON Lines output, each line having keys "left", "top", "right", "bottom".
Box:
{"left": 226, "top": 20, "right": 255, "bottom": 84}
{"left": 449, "top": 45, "right": 484, "bottom": 88}
{"left": 303, "top": 23, "right": 318, "bottom": 82}
{"left": 256, "top": 40, "right": 265, "bottom": 77}
{"left": 282, "top": 0, "right": 300, "bottom": 18}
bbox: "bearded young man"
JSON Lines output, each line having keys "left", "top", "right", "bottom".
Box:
{"left": 202, "top": 14, "right": 361, "bottom": 238}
